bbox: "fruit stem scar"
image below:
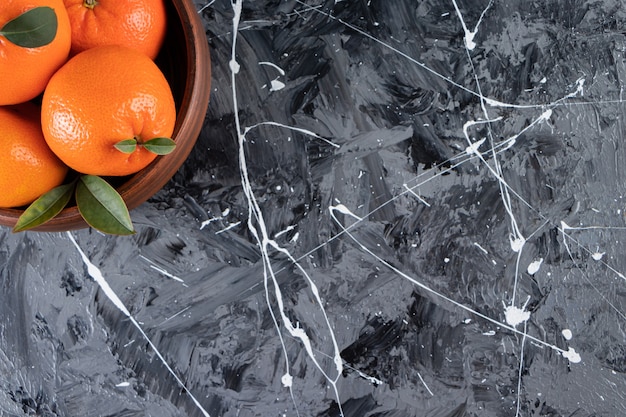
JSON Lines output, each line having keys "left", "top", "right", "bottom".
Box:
{"left": 83, "top": 0, "right": 98, "bottom": 9}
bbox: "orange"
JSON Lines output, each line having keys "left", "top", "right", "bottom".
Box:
{"left": 63, "top": 0, "right": 167, "bottom": 59}
{"left": 0, "top": 103, "right": 68, "bottom": 208}
{"left": 41, "top": 45, "right": 176, "bottom": 177}
{"left": 0, "top": 0, "right": 71, "bottom": 105}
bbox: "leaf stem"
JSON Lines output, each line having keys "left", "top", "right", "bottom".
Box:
{"left": 83, "top": 0, "right": 98, "bottom": 9}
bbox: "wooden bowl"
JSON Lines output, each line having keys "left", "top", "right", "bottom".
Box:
{"left": 0, "top": 0, "right": 211, "bottom": 232}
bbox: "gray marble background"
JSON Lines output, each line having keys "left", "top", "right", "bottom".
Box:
{"left": 1, "top": 1, "right": 625, "bottom": 416}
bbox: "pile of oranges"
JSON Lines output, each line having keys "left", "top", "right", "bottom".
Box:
{"left": 0, "top": 0, "right": 176, "bottom": 227}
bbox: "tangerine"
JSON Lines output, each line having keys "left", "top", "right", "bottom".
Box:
{"left": 0, "top": 103, "right": 68, "bottom": 208}
{"left": 63, "top": 0, "right": 167, "bottom": 59}
{"left": 0, "top": 0, "right": 72, "bottom": 105}
{"left": 41, "top": 45, "right": 176, "bottom": 177}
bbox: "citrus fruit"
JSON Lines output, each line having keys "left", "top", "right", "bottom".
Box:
{"left": 0, "top": 0, "right": 72, "bottom": 105}
{"left": 63, "top": 0, "right": 167, "bottom": 59}
{"left": 41, "top": 45, "right": 176, "bottom": 177}
{"left": 0, "top": 103, "right": 68, "bottom": 208}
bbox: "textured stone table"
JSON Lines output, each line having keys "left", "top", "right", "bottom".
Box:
{"left": 1, "top": 1, "right": 625, "bottom": 416}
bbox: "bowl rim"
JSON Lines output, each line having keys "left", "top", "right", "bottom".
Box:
{"left": 0, "top": 0, "right": 211, "bottom": 232}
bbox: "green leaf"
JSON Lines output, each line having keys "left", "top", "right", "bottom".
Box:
{"left": 142, "top": 137, "right": 176, "bottom": 155}
{"left": 13, "top": 182, "right": 75, "bottom": 232}
{"left": 76, "top": 175, "right": 135, "bottom": 235}
{"left": 114, "top": 138, "right": 137, "bottom": 154}
{"left": 0, "top": 7, "right": 58, "bottom": 48}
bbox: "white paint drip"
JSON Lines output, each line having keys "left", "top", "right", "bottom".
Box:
{"left": 66, "top": 232, "right": 211, "bottom": 417}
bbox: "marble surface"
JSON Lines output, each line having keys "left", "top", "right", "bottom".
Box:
{"left": 1, "top": 0, "right": 626, "bottom": 416}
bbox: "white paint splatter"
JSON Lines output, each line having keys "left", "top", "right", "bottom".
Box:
{"left": 197, "top": 0, "right": 216, "bottom": 14}
{"left": 259, "top": 61, "right": 286, "bottom": 75}
{"left": 230, "top": 1, "right": 344, "bottom": 414}
{"left": 562, "top": 347, "right": 582, "bottom": 364}
{"left": 270, "top": 79, "right": 286, "bottom": 91}
{"left": 539, "top": 109, "right": 552, "bottom": 121}
{"left": 474, "top": 242, "right": 489, "bottom": 255}
{"left": 417, "top": 372, "right": 434, "bottom": 396}
{"left": 451, "top": 0, "right": 493, "bottom": 50}
{"left": 215, "top": 221, "right": 242, "bottom": 234}
{"left": 562, "top": 329, "right": 573, "bottom": 340}
{"left": 281, "top": 373, "right": 293, "bottom": 388}
{"left": 244, "top": 121, "right": 340, "bottom": 148}
{"left": 139, "top": 257, "right": 186, "bottom": 284}
{"left": 331, "top": 204, "right": 363, "bottom": 221}
{"left": 327, "top": 204, "right": 570, "bottom": 355}
{"left": 591, "top": 252, "right": 605, "bottom": 261}
{"left": 465, "top": 137, "right": 486, "bottom": 155}
{"left": 200, "top": 217, "right": 221, "bottom": 230}
{"left": 356, "top": 369, "right": 383, "bottom": 386}
{"left": 403, "top": 183, "right": 431, "bottom": 206}
{"left": 504, "top": 305, "right": 531, "bottom": 327}
{"left": 275, "top": 224, "right": 297, "bottom": 238}
{"left": 223, "top": 3, "right": 614, "bottom": 413}
{"left": 510, "top": 236, "right": 526, "bottom": 253}
{"left": 66, "top": 232, "right": 211, "bottom": 417}
{"left": 527, "top": 258, "right": 543, "bottom": 275}
{"left": 229, "top": 59, "right": 240, "bottom": 74}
